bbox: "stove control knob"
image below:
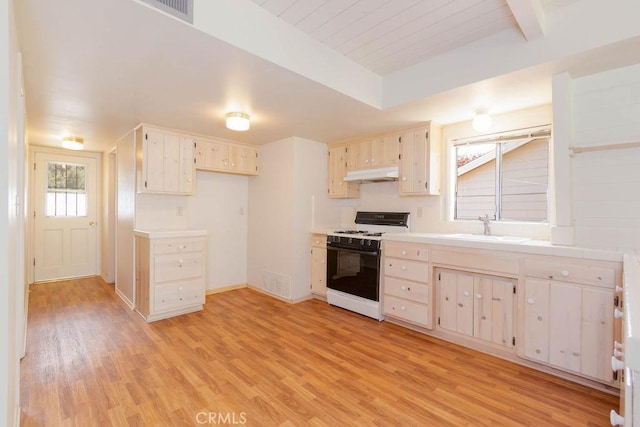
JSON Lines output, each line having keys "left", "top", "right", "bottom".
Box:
{"left": 348, "top": 238, "right": 353, "bottom": 244}
{"left": 366, "top": 240, "right": 372, "bottom": 246}
{"left": 360, "top": 239, "right": 365, "bottom": 245}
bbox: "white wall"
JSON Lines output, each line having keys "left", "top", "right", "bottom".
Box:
{"left": 340, "top": 105, "right": 552, "bottom": 241}
{"left": 1, "top": 0, "right": 24, "bottom": 425}
{"left": 247, "top": 137, "right": 335, "bottom": 301}
{"left": 569, "top": 63, "right": 640, "bottom": 250}
{"left": 187, "top": 171, "right": 248, "bottom": 290}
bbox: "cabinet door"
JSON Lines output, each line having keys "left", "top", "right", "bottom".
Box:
{"left": 523, "top": 279, "right": 550, "bottom": 363}
{"left": 399, "top": 129, "right": 415, "bottom": 194}
{"left": 369, "top": 138, "right": 385, "bottom": 167}
{"left": 194, "top": 140, "right": 207, "bottom": 168}
{"left": 345, "top": 143, "right": 359, "bottom": 171}
{"left": 144, "top": 129, "right": 165, "bottom": 192}
{"left": 438, "top": 270, "right": 473, "bottom": 336}
{"left": 230, "top": 145, "right": 258, "bottom": 175}
{"left": 356, "top": 140, "right": 372, "bottom": 169}
{"left": 412, "top": 128, "right": 428, "bottom": 193}
{"left": 328, "top": 146, "right": 359, "bottom": 198}
{"left": 383, "top": 134, "right": 400, "bottom": 166}
{"left": 455, "top": 274, "right": 474, "bottom": 336}
{"left": 310, "top": 247, "right": 327, "bottom": 296}
{"left": 485, "top": 278, "right": 514, "bottom": 347}
{"left": 549, "top": 282, "right": 582, "bottom": 373}
{"left": 206, "top": 140, "right": 230, "bottom": 171}
{"left": 162, "top": 133, "right": 181, "bottom": 193}
{"left": 438, "top": 271, "right": 458, "bottom": 332}
{"left": 581, "top": 287, "right": 613, "bottom": 381}
{"left": 178, "top": 137, "right": 195, "bottom": 194}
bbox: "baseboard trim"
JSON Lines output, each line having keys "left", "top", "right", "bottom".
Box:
{"left": 245, "top": 284, "right": 313, "bottom": 304}
{"left": 205, "top": 284, "right": 247, "bottom": 295}
{"left": 115, "top": 288, "right": 135, "bottom": 310}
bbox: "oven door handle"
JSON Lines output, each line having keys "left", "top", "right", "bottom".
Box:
{"left": 326, "top": 246, "right": 380, "bottom": 257}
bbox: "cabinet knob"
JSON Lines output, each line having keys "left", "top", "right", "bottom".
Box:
{"left": 535, "top": 349, "right": 541, "bottom": 354}
{"left": 401, "top": 286, "right": 406, "bottom": 291}
{"left": 178, "top": 286, "right": 183, "bottom": 291}
{"left": 476, "top": 293, "right": 482, "bottom": 299}
{"left": 401, "top": 250, "right": 407, "bottom": 255}
{"left": 401, "top": 306, "right": 406, "bottom": 311}
{"left": 611, "top": 356, "right": 625, "bottom": 371}
{"left": 401, "top": 266, "right": 407, "bottom": 271}
{"left": 615, "top": 340, "right": 624, "bottom": 350}
{"left": 527, "top": 298, "right": 535, "bottom": 305}
{"left": 402, "top": 176, "right": 407, "bottom": 181}
{"left": 614, "top": 308, "right": 624, "bottom": 319}
{"left": 614, "top": 349, "right": 624, "bottom": 358}
{"left": 187, "top": 178, "right": 192, "bottom": 182}
{"left": 561, "top": 270, "right": 570, "bottom": 277}
{"left": 610, "top": 410, "right": 624, "bottom": 426}
{"left": 463, "top": 291, "right": 470, "bottom": 297}
{"left": 616, "top": 285, "right": 623, "bottom": 293}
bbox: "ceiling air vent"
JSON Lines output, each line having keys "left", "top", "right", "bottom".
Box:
{"left": 140, "top": 0, "right": 193, "bottom": 24}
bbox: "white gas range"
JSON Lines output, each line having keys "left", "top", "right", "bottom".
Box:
{"left": 326, "top": 211, "right": 410, "bottom": 320}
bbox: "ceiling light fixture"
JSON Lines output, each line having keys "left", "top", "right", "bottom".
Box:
{"left": 472, "top": 110, "right": 492, "bottom": 132}
{"left": 225, "top": 112, "right": 250, "bottom": 131}
{"left": 61, "top": 136, "right": 84, "bottom": 150}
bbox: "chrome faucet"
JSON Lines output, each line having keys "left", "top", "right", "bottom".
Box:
{"left": 479, "top": 214, "right": 491, "bottom": 236}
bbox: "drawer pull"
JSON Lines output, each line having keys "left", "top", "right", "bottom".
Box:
{"left": 401, "top": 266, "right": 407, "bottom": 271}
{"left": 561, "top": 270, "right": 569, "bottom": 277}
{"left": 614, "top": 308, "right": 624, "bottom": 319}
{"left": 492, "top": 297, "right": 502, "bottom": 301}
{"left": 527, "top": 298, "right": 535, "bottom": 305}
{"left": 610, "top": 410, "right": 624, "bottom": 426}
{"left": 611, "top": 356, "right": 625, "bottom": 371}
{"left": 401, "top": 250, "right": 407, "bottom": 255}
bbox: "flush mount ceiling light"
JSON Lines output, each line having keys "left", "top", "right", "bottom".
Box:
{"left": 225, "top": 112, "right": 250, "bottom": 131}
{"left": 61, "top": 136, "right": 84, "bottom": 150}
{"left": 472, "top": 110, "right": 492, "bottom": 132}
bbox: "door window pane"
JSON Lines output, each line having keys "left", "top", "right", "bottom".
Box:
{"left": 45, "top": 162, "right": 87, "bottom": 217}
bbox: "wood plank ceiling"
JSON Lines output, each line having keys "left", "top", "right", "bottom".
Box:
{"left": 248, "top": 0, "right": 575, "bottom": 76}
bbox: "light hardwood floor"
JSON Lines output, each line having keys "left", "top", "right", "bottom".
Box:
{"left": 21, "top": 277, "right": 617, "bottom": 426}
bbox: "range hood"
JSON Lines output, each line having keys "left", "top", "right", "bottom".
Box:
{"left": 343, "top": 166, "right": 399, "bottom": 183}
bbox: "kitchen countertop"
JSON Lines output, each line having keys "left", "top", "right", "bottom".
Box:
{"left": 382, "top": 232, "right": 622, "bottom": 262}
{"left": 134, "top": 229, "right": 208, "bottom": 239}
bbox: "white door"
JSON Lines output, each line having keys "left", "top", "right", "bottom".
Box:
{"left": 33, "top": 152, "right": 98, "bottom": 281}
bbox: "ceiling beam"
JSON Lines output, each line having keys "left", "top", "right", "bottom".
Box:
{"left": 506, "top": 0, "right": 545, "bottom": 41}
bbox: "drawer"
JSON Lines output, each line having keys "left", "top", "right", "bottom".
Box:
{"left": 154, "top": 280, "right": 204, "bottom": 312}
{"left": 384, "top": 241, "right": 428, "bottom": 262}
{"left": 525, "top": 259, "right": 616, "bottom": 287}
{"left": 384, "top": 258, "right": 429, "bottom": 282}
{"left": 311, "top": 233, "right": 327, "bottom": 248}
{"left": 384, "top": 295, "right": 429, "bottom": 325}
{"left": 154, "top": 253, "right": 203, "bottom": 283}
{"left": 384, "top": 277, "right": 428, "bottom": 304}
{"left": 153, "top": 237, "right": 205, "bottom": 255}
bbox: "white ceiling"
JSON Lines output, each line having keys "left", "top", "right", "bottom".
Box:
{"left": 13, "top": 0, "right": 640, "bottom": 152}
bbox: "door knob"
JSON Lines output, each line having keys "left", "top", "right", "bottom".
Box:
{"left": 89, "top": 221, "right": 96, "bottom": 226}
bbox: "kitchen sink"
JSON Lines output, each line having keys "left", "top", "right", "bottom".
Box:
{"left": 442, "top": 233, "right": 531, "bottom": 243}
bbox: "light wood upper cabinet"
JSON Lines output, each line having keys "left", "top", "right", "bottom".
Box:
{"left": 328, "top": 145, "right": 359, "bottom": 199}
{"left": 136, "top": 126, "right": 195, "bottom": 195}
{"left": 345, "top": 134, "right": 400, "bottom": 171}
{"left": 399, "top": 122, "right": 441, "bottom": 196}
{"left": 195, "top": 139, "right": 258, "bottom": 176}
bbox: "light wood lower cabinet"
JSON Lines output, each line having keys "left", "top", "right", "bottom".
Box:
{"left": 310, "top": 234, "right": 327, "bottom": 297}
{"left": 135, "top": 234, "right": 206, "bottom": 322}
{"left": 437, "top": 269, "right": 515, "bottom": 348}
{"left": 383, "top": 241, "right": 432, "bottom": 328}
{"left": 522, "top": 278, "right": 615, "bottom": 384}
